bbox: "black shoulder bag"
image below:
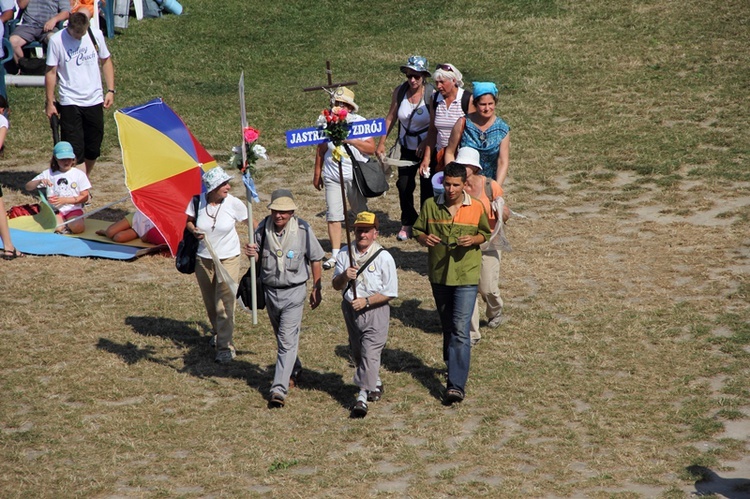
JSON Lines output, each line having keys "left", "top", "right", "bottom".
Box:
{"left": 237, "top": 217, "right": 267, "bottom": 310}
{"left": 175, "top": 195, "right": 200, "bottom": 274}
{"left": 344, "top": 144, "right": 389, "bottom": 198}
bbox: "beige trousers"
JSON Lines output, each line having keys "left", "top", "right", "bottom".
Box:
{"left": 470, "top": 250, "right": 503, "bottom": 341}
{"left": 195, "top": 255, "right": 241, "bottom": 351}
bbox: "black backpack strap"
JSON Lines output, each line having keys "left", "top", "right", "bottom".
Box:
{"left": 192, "top": 194, "right": 200, "bottom": 220}
{"left": 432, "top": 91, "right": 440, "bottom": 112}
{"left": 256, "top": 216, "right": 268, "bottom": 269}
{"left": 461, "top": 90, "right": 471, "bottom": 114}
{"left": 390, "top": 82, "right": 409, "bottom": 139}
{"left": 396, "top": 81, "right": 409, "bottom": 103}
{"left": 344, "top": 248, "right": 385, "bottom": 294}
{"left": 87, "top": 27, "right": 99, "bottom": 53}
{"left": 423, "top": 83, "right": 435, "bottom": 109}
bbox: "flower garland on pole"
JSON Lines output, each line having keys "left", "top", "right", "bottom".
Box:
{"left": 229, "top": 125, "right": 267, "bottom": 203}
{"left": 316, "top": 106, "right": 350, "bottom": 160}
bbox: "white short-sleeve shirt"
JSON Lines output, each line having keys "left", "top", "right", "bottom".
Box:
{"left": 333, "top": 245, "right": 398, "bottom": 303}
{"left": 186, "top": 193, "right": 247, "bottom": 259}
{"left": 32, "top": 167, "right": 92, "bottom": 215}
{"left": 46, "top": 27, "right": 111, "bottom": 107}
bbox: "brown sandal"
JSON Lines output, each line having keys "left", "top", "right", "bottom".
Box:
{"left": 2, "top": 248, "right": 24, "bottom": 260}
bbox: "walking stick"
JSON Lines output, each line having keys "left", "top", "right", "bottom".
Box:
{"left": 300, "top": 61, "right": 362, "bottom": 297}
{"left": 50, "top": 114, "right": 60, "bottom": 145}
{"left": 337, "top": 156, "right": 356, "bottom": 299}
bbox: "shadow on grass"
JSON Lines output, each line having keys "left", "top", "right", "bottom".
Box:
{"left": 97, "top": 316, "right": 274, "bottom": 401}
{"left": 289, "top": 366, "right": 353, "bottom": 410}
{"left": 101, "top": 316, "right": 358, "bottom": 409}
{"left": 686, "top": 465, "right": 750, "bottom": 499}
{"left": 387, "top": 246, "right": 429, "bottom": 276}
{"left": 0, "top": 170, "right": 40, "bottom": 193}
{"left": 390, "top": 298, "right": 441, "bottom": 333}
{"left": 334, "top": 344, "right": 444, "bottom": 402}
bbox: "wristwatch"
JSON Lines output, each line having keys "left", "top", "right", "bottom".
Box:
{"left": 365, "top": 297, "right": 370, "bottom": 308}
{"left": 107, "top": 89, "right": 116, "bottom": 94}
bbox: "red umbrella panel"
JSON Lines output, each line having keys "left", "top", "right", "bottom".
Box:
{"left": 114, "top": 98, "right": 216, "bottom": 255}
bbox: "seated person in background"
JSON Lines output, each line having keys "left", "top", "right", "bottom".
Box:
{"left": 70, "top": 0, "right": 95, "bottom": 17}
{"left": 9, "top": 0, "right": 71, "bottom": 65}
{"left": 96, "top": 210, "right": 167, "bottom": 245}
{"left": 0, "top": 184, "right": 23, "bottom": 259}
{"left": 0, "top": 95, "right": 9, "bottom": 155}
{"left": 0, "top": 0, "right": 16, "bottom": 57}
{"left": 25, "top": 141, "right": 90, "bottom": 234}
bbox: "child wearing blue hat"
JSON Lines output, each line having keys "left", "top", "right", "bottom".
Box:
{"left": 25, "top": 141, "right": 92, "bottom": 234}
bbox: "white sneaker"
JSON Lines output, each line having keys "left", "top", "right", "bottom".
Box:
{"left": 215, "top": 344, "right": 236, "bottom": 364}
{"left": 322, "top": 257, "right": 336, "bottom": 270}
{"left": 487, "top": 314, "right": 505, "bottom": 328}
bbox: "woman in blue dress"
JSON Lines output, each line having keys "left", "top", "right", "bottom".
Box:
{"left": 444, "top": 82, "right": 510, "bottom": 185}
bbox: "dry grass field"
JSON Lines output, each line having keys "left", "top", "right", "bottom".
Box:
{"left": 1, "top": 0, "right": 749, "bottom": 497}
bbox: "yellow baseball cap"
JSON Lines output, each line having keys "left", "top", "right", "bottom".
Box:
{"left": 353, "top": 211, "right": 378, "bottom": 229}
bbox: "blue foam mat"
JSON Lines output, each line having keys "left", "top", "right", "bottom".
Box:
{"left": 3, "top": 228, "right": 141, "bottom": 260}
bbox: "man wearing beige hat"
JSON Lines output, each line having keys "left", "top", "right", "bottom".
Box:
{"left": 244, "top": 189, "right": 325, "bottom": 408}
{"left": 332, "top": 212, "right": 398, "bottom": 418}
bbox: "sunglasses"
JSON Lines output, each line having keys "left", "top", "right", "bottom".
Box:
{"left": 436, "top": 64, "right": 454, "bottom": 72}
{"left": 405, "top": 73, "right": 423, "bottom": 80}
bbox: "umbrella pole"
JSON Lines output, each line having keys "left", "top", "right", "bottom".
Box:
{"left": 54, "top": 195, "right": 130, "bottom": 229}
{"left": 337, "top": 156, "right": 356, "bottom": 299}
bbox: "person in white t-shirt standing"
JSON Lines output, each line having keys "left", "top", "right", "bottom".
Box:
{"left": 44, "top": 10, "right": 115, "bottom": 177}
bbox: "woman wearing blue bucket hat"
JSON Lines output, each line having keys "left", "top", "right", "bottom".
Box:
{"left": 443, "top": 81, "right": 510, "bottom": 185}
{"left": 375, "top": 56, "right": 435, "bottom": 242}
{"left": 185, "top": 166, "right": 248, "bottom": 364}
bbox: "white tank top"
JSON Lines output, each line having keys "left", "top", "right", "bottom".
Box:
{"left": 397, "top": 94, "right": 430, "bottom": 151}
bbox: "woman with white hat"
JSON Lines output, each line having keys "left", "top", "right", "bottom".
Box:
{"left": 312, "top": 86, "right": 375, "bottom": 270}
{"left": 185, "top": 166, "right": 248, "bottom": 364}
{"left": 375, "top": 56, "right": 435, "bottom": 242}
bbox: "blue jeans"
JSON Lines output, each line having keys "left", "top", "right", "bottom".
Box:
{"left": 431, "top": 283, "right": 478, "bottom": 394}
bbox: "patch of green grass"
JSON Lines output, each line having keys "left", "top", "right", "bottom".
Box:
{"left": 268, "top": 458, "right": 299, "bottom": 472}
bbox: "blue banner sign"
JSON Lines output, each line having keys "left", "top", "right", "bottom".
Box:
{"left": 286, "top": 118, "right": 386, "bottom": 148}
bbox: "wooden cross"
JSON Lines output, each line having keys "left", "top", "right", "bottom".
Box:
{"left": 302, "top": 61, "right": 359, "bottom": 297}
{"left": 303, "top": 61, "right": 358, "bottom": 107}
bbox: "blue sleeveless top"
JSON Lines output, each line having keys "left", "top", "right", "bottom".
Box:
{"left": 460, "top": 117, "right": 510, "bottom": 179}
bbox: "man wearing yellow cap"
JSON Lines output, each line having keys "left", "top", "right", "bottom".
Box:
{"left": 332, "top": 212, "right": 398, "bottom": 418}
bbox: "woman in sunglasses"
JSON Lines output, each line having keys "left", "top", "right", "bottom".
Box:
{"left": 443, "top": 82, "right": 510, "bottom": 185}
{"left": 418, "top": 63, "right": 474, "bottom": 206}
{"left": 375, "top": 56, "right": 435, "bottom": 241}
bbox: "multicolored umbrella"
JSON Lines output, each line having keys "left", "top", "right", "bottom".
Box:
{"left": 114, "top": 98, "right": 215, "bottom": 256}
